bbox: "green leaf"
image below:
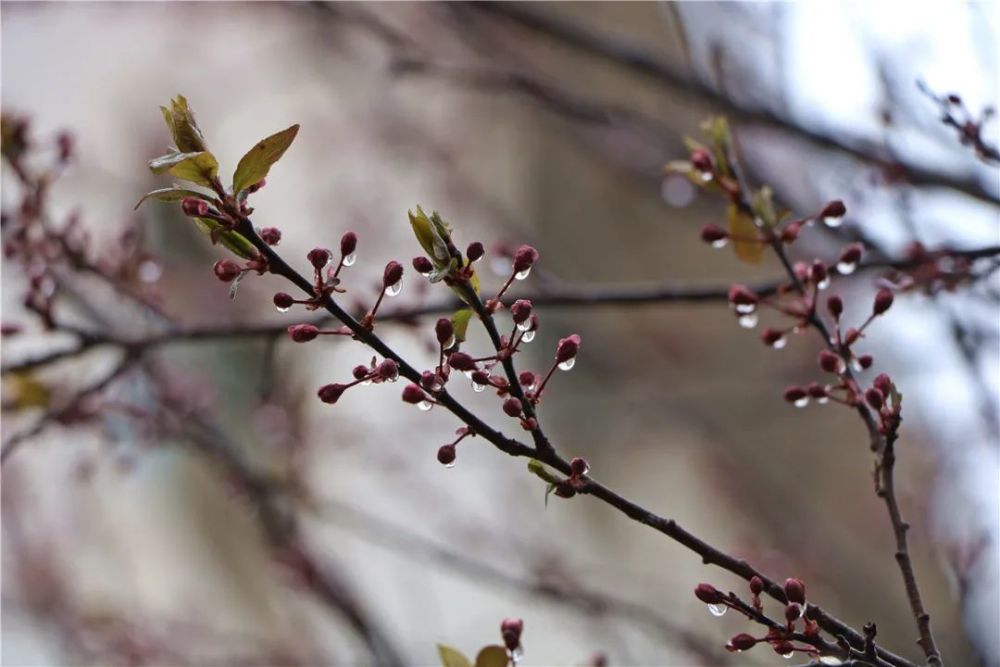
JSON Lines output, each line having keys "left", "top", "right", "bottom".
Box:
{"left": 527, "top": 459, "right": 561, "bottom": 485}
{"left": 134, "top": 187, "right": 215, "bottom": 210}
{"left": 437, "top": 644, "right": 472, "bottom": 667}
{"left": 451, "top": 308, "right": 475, "bottom": 343}
{"left": 167, "top": 95, "right": 207, "bottom": 153}
{"left": 726, "top": 203, "right": 764, "bottom": 264}
{"left": 409, "top": 206, "right": 452, "bottom": 265}
{"left": 474, "top": 646, "right": 509, "bottom": 667}
{"left": 148, "top": 151, "right": 219, "bottom": 187}
{"left": 192, "top": 217, "right": 258, "bottom": 260}
{"left": 751, "top": 186, "right": 777, "bottom": 228}
{"left": 232, "top": 124, "right": 300, "bottom": 195}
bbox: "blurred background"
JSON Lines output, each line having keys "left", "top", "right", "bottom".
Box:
{"left": 2, "top": 2, "right": 998, "bottom": 666}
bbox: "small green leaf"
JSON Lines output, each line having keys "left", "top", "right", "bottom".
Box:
{"left": 168, "top": 95, "right": 207, "bottom": 153}
{"left": 527, "top": 459, "right": 561, "bottom": 485}
{"left": 134, "top": 187, "right": 215, "bottom": 210}
{"left": 727, "top": 203, "right": 764, "bottom": 264}
{"left": 148, "top": 151, "right": 219, "bottom": 187}
{"left": 193, "top": 218, "right": 258, "bottom": 260}
{"left": 474, "top": 646, "right": 509, "bottom": 667}
{"left": 451, "top": 308, "right": 475, "bottom": 343}
{"left": 409, "top": 206, "right": 451, "bottom": 265}
{"left": 437, "top": 644, "right": 472, "bottom": 667}
{"left": 232, "top": 124, "right": 300, "bottom": 195}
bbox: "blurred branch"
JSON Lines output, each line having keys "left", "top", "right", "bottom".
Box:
{"left": 462, "top": 2, "right": 1000, "bottom": 206}
{"left": 918, "top": 81, "right": 1000, "bottom": 164}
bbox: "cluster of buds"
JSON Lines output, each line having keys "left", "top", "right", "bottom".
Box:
{"left": 212, "top": 255, "right": 268, "bottom": 284}
{"left": 882, "top": 241, "right": 989, "bottom": 295}
{"left": 550, "top": 456, "right": 590, "bottom": 499}
{"left": 865, "top": 373, "right": 903, "bottom": 436}
{"left": 696, "top": 577, "right": 838, "bottom": 662}
{"left": 316, "top": 358, "right": 400, "bottom": 405}
{"left": 918, "top": 82, "right": 1000, "bottom": 163}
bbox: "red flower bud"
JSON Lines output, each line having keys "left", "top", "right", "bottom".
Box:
{"left": 510, "top": 299, "right": 533, "bottom": 324}
{"left": 317, "top": 383, "right": 347, "bottom": 404}
{"left": 784, "top": 578, "right": 806, "bottom": 604}
{"left": 512, "top": 245, "right": 539, "bottom": 273}
{"left": 519, "top": 371, "right": 536, "bottom": 388}
{"left": 761, "top": 328, "right": 785, "bottom": 347}
{"left": 213, "top": 259, "right": 242, "bottom": 282}
{"left": 401, "top": 383, "right": 427, "bottom": 404}
{"left": 728, "top": 284, "right": 758, "bottom": 306}
{"left": 260, "top": 227, "right": 281, "bottom": 246}
{"left": 749, "top": 576, "right": 764, "bottom": 595}
{"left": 838, "top": 243, "right": 863, "bottom": 267}
{"left": 437, "top": 444, "right": 456, "bottom": 466}
{"left": 727, "top": 633, "right": 757, "bottom": 652}
{"left": 694, "top": 583, "right": 725, "bottom": 605}
{"left": 352, "top": 364, "right": 370, "bottom": 381}
{"left": 806, "top": 382, "right": 827, "bottom": 399}
{"left": 502, "top": 397, "right": 523, "bottom": 418}
{"left": 307, "top": 248, "right": 330, "bottom": 269}
{"left": 874, "top": 373, "right": 893, "bottom": 396}
{"left": 865, "top": 387, "right": 884, "bottom": 410}
{"left": 857, "top": 354, "right": 874, "bottom": 369}
{"left": 772, "top": 640, "right": 795, "bottom": 657}
{"left": 471, "top": 370, "right": 491, "bottom": 386}
{"left": 181, "top": 197, "right": 209, "bottom": 217}
{"left": 273, "top": 292, "right": 295, "bottom": 310}
{"left": 810, "top": 260, "right": 828, "bottom": 284}
{"left": 448, "top": 351, "right": 477, "bottom": 372}
{"left": 818, "top": 349, "right": 842, "bottom": 374}
{"left": 873, "top": 288, "right": 894, "bottom": 315}
{"left": 570, "top": 457, "right": 589, "bottom": 476}
{"left": 376, "top": 359, "right": 399, "bottom": 381}
{"left": 412, "top": 256, "right": 433, "bottom": 274}
{"left": 691, "top": 148, "right": 713, "bottom": 173}
{"left": 500, "top": 618, "right": 523, "bottom": 652}
{"left": 466, "top": 241, "right": 485, "bottom": 262}
{"left": 785, "top": 603, "right": 802, "bottom": 623}
{"left": 820, "top": 200, "right": 847, "bottom": 220}
{"left": 340, "top": 231, "right": 358, "bottom": 257}
{"left": 700, "top": 224, "right": 727, "bottom": 245}
{"left": 435, "top": 318, "right": 454, "bottom": 346}
{"left": 826, "top": 295, "right": 844, "bottom": 319}
{"left": 555, "top": 334, "right": 581, "bottom": 363}
{"left": 382, "top": 260, "right": 404, "bottom": 288}
{"left": 783, "top": 386, "right": 807, "bottom": 404}
{"left": 288, "top": 323, "right": 319, "bottom": 343}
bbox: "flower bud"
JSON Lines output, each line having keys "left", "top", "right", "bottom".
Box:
{"left": 412, "top": 256, "right": 433, "bottom": 274}
{"left": 471, "top": 370, "right": 491, "bottom": 386}
{"left": 772, "top": 640, "right": 795, "bottom": 657}
{"left": 466, "top": 241, "right": 485, "bottom": 262}
{"left": 570, "top": 457, "right": 589, "bottom": 476}
{"left": 510, "top": 299, "right": 533, "bottom": 324}
{"left": 810, "top": 260, "right": 828, "bottom": 284}
{"left": 435, "top": 318, "right": 455, "bottom": 346}
{"left": 448, "top": 351, "right": 477, "bottom": 372}
{"left": 402, "top": 383, "right": 427, "bottom": 404}
{"left": 317, "top": 383, "right": 347, "bottom": 404}
{"left": 500, "top": 618, "right": 523, "bottom": 652}
{"left": 437, "top": 444, "right": 456, "bottom": 466}
{"left": 273, "top": 292, "right": 295, "bottom": 310}
{"left": 844, "top": 327, "right": 861, "bottom": 345}
{"left": 838, "top": 243, "right": 863, "bottom": 267}
{"left": 694, "top": 583, "right": 725, "bottom": 605}
{"left": 213, "top": 259, "right": 242, "bottom": 282}
{"left": 420, "top": 371, "right": 439, "bottom": 391}
{"left": 352, "top": 365, "right": 370, "bottom": 381}
{"left": 784, "top": 578, "right": 806, "bottom": 604}
{"left": 513, "top": 245, "right": 539, "bottom": 273}
{"left": 519, "top": 371, "right": 536, "bottom": 388}
{"left": 806, "top": 382, "right": 827, "bottom": 399}
{"left": 376, "top": 359, "right": 399, "bottom": 381}
{"left": 700, "top": 224, "right": 727, "bottom": 245}
{"left": 382, "top": 260, "right": 404, "bottom": 288}
{"left": 260, "top": 227, "right": 282, "bottom": 246}
{"left": 307, "top": 248, "right": 330, "bottom": 270}
{"left": 826, "top": 295, "right": 844, "bottom": 319}
{"left": 820, "top": 200, "right": 847, "bottom": 220}
{"left": 728, "top": 633, "right": 757, "bottom": 652}
{"left": 783, "top": 386, "right": 807, "bottom": 404}
{"left": 691, "top": 148, "right": 713, "bottom": 173}
{"left": 288, "top": 323, "right": 319, "bottom": 343}
{"left": 555, "top": 334, "right": 581, "bottom": 363}
{"left": 785, "top": 603, "right": 802, "bottom": 623}
{"left": 749, "top": 576, "right": 764, "bottom": 595}
{"left": 874, "top": 373, "right": 893, "bottom": 396}
{"left": 818, "top": 350, "right": 842, "bottom": 374}
{"left": 181, "top": 197, "right": 209, "bottom": 217}
{"left": 728, "top": 284, "right": 758, "bottom": 306}
{"left": 873, "top": 288, "right": 894, "bottom": 315}
{"left": 865, "top": 387, "right": 884, "bottom": 410}
{"left": 761, "top": 328, "right": 784, "bottom": 347}
{"left": 857, "top": 354, "right": 874, "bottom": 369}
{"left": 340, "top": 231, "right": 358, "bottom": 257}
{"left": 502, "top": 397, "right": 523, "bottom": 418}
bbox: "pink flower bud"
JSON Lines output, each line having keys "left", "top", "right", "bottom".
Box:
{"left": 340, "top": 231, "right": 358, "bottom": 257}
{"left": 510, "top": 299, "right": 533, "bottom": 324}
{"left": 502, "top": 397, "right": 523, "bottom": 418}
{"left": 772, "top": 640, "right": 795, "bottom": 657}
{"left": 826, "top": 295, "right": 844, "bottom": 319}
{"left": 307, "top": 248, "right": 330, "bottom": 269}
{"left": 555, "top": 334, "right": 581, "bottom": 363}
{"left": 810, "top": 259, "right": 828, "bottom": 284}
{"left": 401, "top": 383, "right": 427, "bottom": 404}
{"left": 761, "top": 328, "right": 784, "bottom": 347}
{"left": 181, "top": 197, "right": 209, "bottom": 217}
{"left": 382, "top": 260, "right": 403, "bottom": 288}
{"left": 376, "top": 359, "right": 399, "bottom": 381}
{"left": 288, "top": 324, "right": 319, "bottom": 343}
{"left": 728, "top": 284, "right": 758, "bottom": 306}
{"left": 519, "top": 371, "right": 536, "bottom": 388}
{"left": 873, "top": 288, "right": 894, "bottom": 315}
{"left": 749, "top": 576, "right": 764, "bottom": 595}
{"left": 447, "top": 352, "right": 477, "bottom": 372}
{"left": 570, "top": 457, "right": 589, "bottom": 476}
{"left": 512, "top": 245, "right": 539, "bottom": 273}
{"left": 500, "top": 618, "right": 524, "bottom": 652}
{"left": 691, "top": 148, "right": 713, "bottom": 173}
{"left": 727, "top": 633, "right": 757, "bottom": 652}
{"left": 437, "top": 444, "right": 456, "bottom": 465}
{"left": 435, "top": 318, "right": 454, "bottom": 346}
{"left": 806, "top": 382, "right": 827, "bottom": 399}
{"left": 784, "top": 578, "right": 806, "bottom": 604}
{"left": 865, "top": 387, "right": 884, "bottom": 410}
{"left": 818, "top": 350, "right": 842, "bottom": 374}
{"left": 352, "top": 365, "right": 370, "bottom": 381}
{"left": 785, "top": 603, "right": 802, "bottom": 623}
{"left": 874, "top": 373, "right": 893, "bottom": 396}
{"left": 317, "top": 383, "right": 347, "bottom": 404}
{"left": 471, "top": 370, "right": 491, "bottom": 386}
{"left": 260, "top": 227, "right": 282, "bottom": 246}
{"left": 466, "top": 241, "right": 485, "bottom": 262}
{"left": 213, "top": 259, "right": 242, "bottom": 282}
{"left": 412, "top": 256, "right": 433, "bottom": 274}
{"left": 420, "top": 371, "right": 439, "bottom": 391}
{"left": 273, "top": 292, "right": 295, "bottom": 310}
{"left": 694, "top": 583, "right": 725, "bottom": 605}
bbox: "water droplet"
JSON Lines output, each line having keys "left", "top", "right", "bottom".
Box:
{"left": 521, "top": 330, "right": 536, "bottom": 343}
{"left": 819, "top": 657, "right": 844, "bottom": 666}
{"left": 342, "top": 252, "right": 357, "bottom": 267}
{"left": 472, "top": 380, "right": 487, "bottom": 393}
{"left": 516, "top": 320, "right": 532, "bottom": 332}
{"left": 514, "top": 267, "right": 531, "bottom": 280}
{"left": 850, "top": 358, "right": 863, "bottom": 372}
{"left": 711, "top": 238, "right": 729, "bottom": 249}
{"left": 660, "top": 174, "right": 695, "bottom": 208}
{"left": 362, "top": 379, "right": 373, "bottom": 386}
{"left": 836, "top": 260, "right": 857, "bottom": 275}
{"left": 707, "top": 604, "right": 727, "bottom": 617}
{"left": 444, "top": 460, "right": 456, "bottom": 468}
{"left": 817, "top": 396, "right": 830, "bottom": 405}
{"left": 276, "top": 305, "right": 290, "bottom": 313}
{"left": 509, "top": 647, "right": 524, "bottom": 661}
{"left": 418, "top": 401, "right": 433, "bottom": 412}
{"left": 738, "top": 313, "right": 758, "bottom": 329}
{"left": 772, "top": 336, "right": 787, "bottom": 349}
{"left": 384, "top": 280, "right": 402, "bottom": 297}
{"left": 138, "top": 260, "right": 162, "bottom": 283}
{"left": 794, "top": 397, "right": 810, "bottom": 408}
{"left": 558, "top": 358, "right": 576, "bottom": 371}
{"left": 442, "top": 335, "right": 456, "bottom": 349}
{"left": 817, "top": 276, "right": 831, "bottom": 290}
{"left": 699, "top": 171, "right": 713, "bottom": 182}
{"left": 463, "top": 370, "right": 474, "bottom": 379}
{"left": 823, "top": 216, "right": 843, "bottom": 228}
{"left": 734, "top": 303, "right": 756, "bottom": 315}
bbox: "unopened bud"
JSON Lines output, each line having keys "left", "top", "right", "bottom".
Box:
{"left": 818, "top": 350, "right": 842, "bottom": 374}
{"left": 500, "top": 618, "right": 523, "bottom": 652}
{"left": 402, "top": 383, "right": 427, "bottom": 404}
{"left": 502, "top": 397, "right": 523, "bottom": 418}
{"left": 510, "top": 299, "right": 533, "bottom": 324}
{"left": 838, "top": 243, "right": 863, "bottom": 267}
{"left": 874, "top": 373, "right": 893, "bottom": 396}
{"left": 288, "top": 323, "right": 319, "bottom": 343}
{"left": 728, "top": 284, "right": 758, "bottom": 306}
{"left": 826, "top": 295, "right": 844, "bottom": 319}
{"left": 784, "top": 578, "right": 806, "bottom": 604}
{"left": 570, "top": 457, "right": 589, "bottom": 476}
{"left": 352, "top": 365, "right": 370, "bottom": 381}
{"left": 213, "top": 259, "right": 242, "bottom": 282}
{"left": 691, "top": 148, "right": 713, "bottom": 173}
{"left": 555, "top": 334, "right": 581, "bottom": 363}
{"left": 435, "top": 318, "right": 454, "bottom": 346}
{"left": 700, "top": 224, "right": 727, "bottom": 245}
{"left": 412, "top": 256, "right": 433, "bottom": 274}
{"left": 784, "top": 386, "right": 807, "bottom": 404}
{"left": 865, "top": 387, "right": 884, "bottom": 410}
{"left": 820, "top": 200, "right": 847, "bottom": 220}
{"left": 437, "top": 444, "right": 456, "bottom": 465}
{"left": 317, "top": 383, "right": 347, "bottom": 404}
{"left": 382, "top": 260, "right": 404, "bottom": 288}
{"left": 273, "top": 292, "right": 295, "bottom": 310}
{"left": 749, "top": 576, "right": 764, "bottom": 595}
{"left": 466, "top": 241, "right": 485, "bottom": 262}
{"left": 694, "top": 583, "right": 725, "bottom": 605}
{"left": 340, "top": 231, "right": 358, "bottom": 257}
{"left": 873, "top": 288, "right": 894, "bottom": 315}
{"left": 260, "top": 227, "right": 281, "bottom": 246}
{"left": 181, "top": 197, "right": 209, "bottom": 217}
{"left": 512, "top": 245, "right": 539, "bottom": 273}
{"left": 728, "top": 633, "right": 757, "bottom": 652}
{"left": 307, "top": 248, "right": 330, "bottom": 269}
{"left": 448, "top": 351, "right": 477, "bottom": 372}
{"left": 376, "top": 359, "right": 399, "bottom": 381}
